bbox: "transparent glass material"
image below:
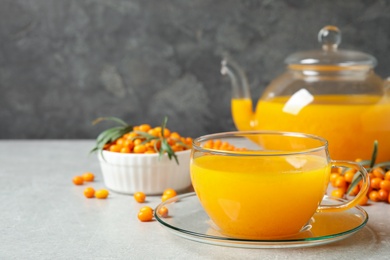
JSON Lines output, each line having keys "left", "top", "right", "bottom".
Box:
{"left": 222, "top": 25, "right": 390, "bottom": 162}
{"left": 155, "top": 193, "right": 368, "bottom": 249}
{"left": 185, "top": 131, "right": 368, "bottom": 241}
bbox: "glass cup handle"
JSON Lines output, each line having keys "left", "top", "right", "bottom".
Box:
{"left": 317, "top": 160, "right": 369, "bottom": 213}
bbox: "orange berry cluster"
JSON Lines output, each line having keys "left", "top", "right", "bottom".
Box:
{"left": 104, "top": 124, "right": 193, "bottom": 154}
{"left": 134, "top": 189, "right": 176, "bottom": 222}
{"left": 72, "top": 172, "right": 109, "bottom": 199}
{"left": 330, "top": 166, "right": 390, "bottom": 205}
{"left": 203, "top": 139, "right": 247, "bottom": 151}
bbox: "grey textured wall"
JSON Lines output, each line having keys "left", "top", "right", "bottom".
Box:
{"left": 1, "top": 0, "right": 390, "bottom": 139}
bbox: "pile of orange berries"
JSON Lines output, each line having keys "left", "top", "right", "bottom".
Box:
{"left": 134, "top": 188, "right": 177, "bottom": 222}
{"left": 203, "top": 139, "right": 247, "bottom": 151}
{"left": 72, "top": 172, "right": 109, "bottom": 199}
{"left": 104, "top": 124, "right": 193, "bottom": 154}
{"left": 330, "top": 165, "right": 390, "bottom": 205}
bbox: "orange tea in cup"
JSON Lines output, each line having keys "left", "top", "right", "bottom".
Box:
{"left": 190, "top": 131, "right": 369, "bottom": 239}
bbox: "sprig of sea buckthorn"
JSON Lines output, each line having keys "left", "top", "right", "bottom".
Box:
{"left": 330, "top": 141, "right": 390, "bottom": 205}
{"left": 91, "top": 116, "right": 192, "bottom": 165}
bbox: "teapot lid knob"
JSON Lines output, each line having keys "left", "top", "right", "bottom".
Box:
{"left": 285, "top": 25, "right": 377, "bottom": 68}
{"left": 318, "top": 25, "right": 341, "bottom": 51}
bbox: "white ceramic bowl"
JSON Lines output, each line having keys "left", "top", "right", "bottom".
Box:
{"left": 98, "top": 150, "right": 191, "bottom": 195}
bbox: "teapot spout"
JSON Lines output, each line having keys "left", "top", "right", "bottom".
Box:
{"left": 221, "top": 58, "right": 251, "bottom": 99}
{"left": 221, "top": 58, "right": 256, "bottom": 131}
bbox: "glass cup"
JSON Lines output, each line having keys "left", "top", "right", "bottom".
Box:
{"left": 190, "top": 131, "right": 369, "bottom": 239}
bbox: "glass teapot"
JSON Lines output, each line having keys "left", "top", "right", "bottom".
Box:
{"left": 222, "top": 25, "right": 390, "bottom": 162}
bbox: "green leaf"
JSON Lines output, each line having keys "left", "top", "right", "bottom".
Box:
{"left": 92, "top": 117, "right": 128, "bottom": 126}
{"left": 369, "top": 140, "right": 378, "bottom": 170}
{"left": 90, "top": 118, "right": 133, "bottom": 156}
{"left": 161, "top": 116, "right": 168, "bottom": 138}
{"left": 346, "top": 171, "right": 362, "bottom": 195}
{"left": 161, "top": 139, "right": 179, "bottom": 165}
{"left": 373, "top": 161, "right": 390, "bottom": 169}
{"left": 346, "top": 140, "right": 381, "bottom": 196}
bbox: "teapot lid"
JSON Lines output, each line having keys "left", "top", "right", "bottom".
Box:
{"left": 285, "top": 25, "right": 377, "bottom": 68}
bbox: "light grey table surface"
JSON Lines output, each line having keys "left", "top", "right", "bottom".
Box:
{"left": 1, "top": 140, "right": 390, "bottom": 260}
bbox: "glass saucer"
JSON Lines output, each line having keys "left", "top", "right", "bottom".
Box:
{"left": 154, "top": 192, "right": 368, "bottom": 249}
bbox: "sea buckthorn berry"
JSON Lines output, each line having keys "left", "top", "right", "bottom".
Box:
{"left": 82, "top": 172, "right": 95, "bottom": 182}
{"left": 84, "top": 187, "right": 95, "bottom": 198}
{"left": 147, "top": 129, "right": 158, "bottom": 137}
{"left": 385, "top": 171, "right": 390, "bottom": 181}
{"left": 172, "top": 144, "right": 184, "bottom": 152}
{"left": 161, "top": 188, "right": 177, "bottom": 202}
{"left": 329, "top": 173, "right": 339, "bottom": 186}
{"left": 163, "top": 188, "right": 177, "bottom": 197}
{"left": 154, "top": 127, "right": 162, "bottom": 136}
{"left": 109, "top": 144, "right": 122, "bottom": 153}
{"left": 370, "top": 177, "right": 382, "bottom": 190}
{"left": 163, "top": 128, "right": 171, "bottom": 138}
{"left": 128, "top": 132, "right": 138, "bottom": 139}
{"left": 380, "top": 180, "right": 390, "bottom": 192}
{"left": 139, "top": 206, "right": 153, "bottom": 214}
{"left": 138, "top": 206, "right": 154, "bottom": 222}
{"left": 95, "top": 189, "right": 109, "bottom": 199}
{"left": 157, "top": 206, "right": 169, "bottom": 218}
{"left": 344, "top": 171, "right": 355, "bottom": 183}
{"left": 134, "top": 144, "right": 146, "bottom": 153}
{"left": 372, "top": 167, "right": 384, "bottom": 179}
{"left": 72, "top": 176, "right": 84, "bottom": 185}
{"left": 334, "top": 176, "right": 347, "bottom": 189}
{"left": 378, "top": 189, "right": 389, "bottom": 201}
{"left": 170, "top": 132, "right": 181, "bottom": 139}
{"left": 139, "top": 124, "right": 151, "bottom": 132}
{"left": 358, "top": 195, "right": 368, "bottom": 206}
{"left": 120, "top": 146, "right": 131, "bottom": 153}
{"left": 133, "top": 139, "right": 142, "bottom": 146}
{"left": 214, "top": 140, "right": 222, "bottom": 149}
{"left": 116, "top": 137, "right": 126, "bottom": 146}
{"left": 368, "top": 190, "right": 380, "bottom": 202}
{"left": 204, "top": 140, "right": 213, "bottom": 149}
{"left": 161, "top": 194, "right": 171, "bottom": 202}
{"left": 134, "top": 192, "right": 146, "bottom": 203}
{"left": 123, "top": 139, "right": 134, "bottom": 148}
{"left": 331, "top": 188, "right": 345, "bottom": 199}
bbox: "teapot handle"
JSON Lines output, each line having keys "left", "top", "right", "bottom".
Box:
{"left": 385, "top": 77, "right": 390, "bottom": 94}
{"left": 386, "top": 77, "right": 390, "bottom": 87}
{"left": 221, "top": 56, "right": 251, "bottom": 99}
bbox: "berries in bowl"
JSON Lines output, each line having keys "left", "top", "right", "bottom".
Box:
{"left": 91, "top": 117, "right": 193, "bottom": 195}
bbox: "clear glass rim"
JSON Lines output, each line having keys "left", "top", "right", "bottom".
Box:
{"left": 192, "top": 131, "right": 328, "bottom": 156}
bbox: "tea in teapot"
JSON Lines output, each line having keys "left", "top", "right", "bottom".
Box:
{"left": 222, "top": 26, "right": 390, "bottom": 162}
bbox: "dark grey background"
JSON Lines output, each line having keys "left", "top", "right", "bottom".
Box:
{"left": 1, "top": 0, "right": 390, "bottom": 139}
